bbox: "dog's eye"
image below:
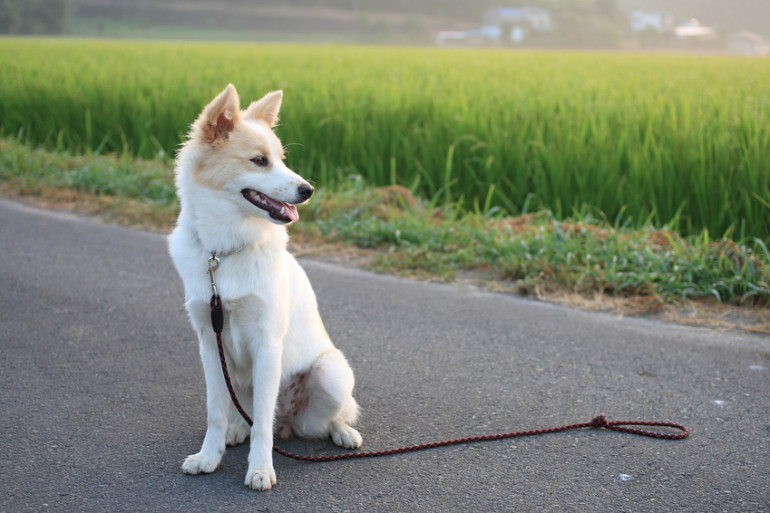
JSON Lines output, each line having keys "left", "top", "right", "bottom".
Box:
{"left": 250, "top": 155, "right": 269, "bottom": 167}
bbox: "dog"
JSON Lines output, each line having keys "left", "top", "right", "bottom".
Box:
{"left": 168, "top": 84, "right": 362, "bottom": 491}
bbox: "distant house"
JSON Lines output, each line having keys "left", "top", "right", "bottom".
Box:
{"left": 727, "top": 31, "right": 769, "bottom": 56}
{"left": 437, "top": 6, "right": 551, "bottom": 46}
{"left": 630, "top": 11, "right": 674, "bottom": 33}
{"left": 481, "top": 7, "right": 551, "bottom": 43}
{"left": 674, "top": 19, "right": 717, "bottom": 41}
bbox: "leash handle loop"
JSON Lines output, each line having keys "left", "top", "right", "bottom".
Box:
{"left": 210, "top": 294, "right": 224, "bottom": 335}
{"left": 598, "top": 416, "right": 690, "bottom": 440}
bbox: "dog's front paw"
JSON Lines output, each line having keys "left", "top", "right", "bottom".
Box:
{"left": 331, "top": 424, "right": 363, "bottom": 449}
{"left": 245, "top": 466, "right": 277, "bottom": 491}
{"left": 181, "top": 452, "right": 221, "bottom": 475}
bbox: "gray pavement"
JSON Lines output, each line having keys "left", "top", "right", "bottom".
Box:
{"left": 0, "top": 197, "right": 768, "bottom": 513}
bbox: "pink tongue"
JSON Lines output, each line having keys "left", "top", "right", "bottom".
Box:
{"left": 259, "top": 192, "right": 299, "bottom": 222}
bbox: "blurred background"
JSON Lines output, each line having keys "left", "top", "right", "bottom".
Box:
{"left": 1, "top": 0, "right": 768, "bottom": 54}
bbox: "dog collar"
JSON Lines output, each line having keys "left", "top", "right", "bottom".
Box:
{"left": 193, "top": 229, "right": 246, "bottom": 261}
{"left": 211, "top": 244, "right": 246, "bottom": 259}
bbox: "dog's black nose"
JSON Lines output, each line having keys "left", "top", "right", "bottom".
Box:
{"left": 298, "top": 184, "right": 314, "bottom": 201}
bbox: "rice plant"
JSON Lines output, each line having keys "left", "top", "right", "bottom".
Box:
{"left": 0, "top": 38, "right": 768, "bottom": 242}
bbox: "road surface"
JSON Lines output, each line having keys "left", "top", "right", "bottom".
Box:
{"left": 1, "top": 198, "right": 768, "bottom": 512}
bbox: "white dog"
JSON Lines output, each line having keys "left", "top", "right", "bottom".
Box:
{"left": 168, "top": 84, "right": 362, "bottom": 491}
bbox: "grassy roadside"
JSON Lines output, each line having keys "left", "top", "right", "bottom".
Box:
{"left": 2, "top": 138, "right": 768, "bottom": 333}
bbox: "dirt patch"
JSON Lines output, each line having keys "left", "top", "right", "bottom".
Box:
{"left": 0, "top": 184, "right": 177, "bottom": 233}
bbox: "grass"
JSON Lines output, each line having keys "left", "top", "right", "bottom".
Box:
{"left": 1, "top": 138, "right": 768, "bottom": 333}
{"left": 304, "top": 175, "right": 770, "bottom": 308}
{"left": 0, "top": 139, "right": 177, "bottom": 228}
{"left": 1, "top": 38, "right": 769, "bottom": 244}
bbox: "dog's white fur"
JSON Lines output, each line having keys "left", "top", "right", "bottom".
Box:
{"left": 168, "top": 84, "right": 361, "bottom": 491}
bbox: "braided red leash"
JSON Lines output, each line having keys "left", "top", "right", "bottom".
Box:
{"left": 210, "top": 293, "right": 689, "bottom": 463}
{"left": 271, "top": 415, "right": 689, "bottom": 462}
{"left": 211, "top": 294, "right": 253, "bottom": 426}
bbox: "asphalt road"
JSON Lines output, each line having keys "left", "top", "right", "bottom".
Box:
{"left": 1, "top": 197, "right": 768, "bottom": 513}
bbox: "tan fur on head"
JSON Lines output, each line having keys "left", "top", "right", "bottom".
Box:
{"left": 186, "top": 85, "right": 288, "bottom": 191}
{"left": 191, "top": 85, "right": 284, "bottom": 146}
{"left": 192, "top": 124, "right": 274, "bottom": 190}
{"left": 193, "top": 83, "right": 241, "bottom": 146}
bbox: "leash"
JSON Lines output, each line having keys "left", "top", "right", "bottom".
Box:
{"left": 206, "top": 254, "right": 689, "bottom": 463}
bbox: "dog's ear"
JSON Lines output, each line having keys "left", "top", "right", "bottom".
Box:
{"left": 194, "top": 84, "right": 241, "bottom": 146}
{"left": 244, "top": 90, "right": 283, "bottom": 127}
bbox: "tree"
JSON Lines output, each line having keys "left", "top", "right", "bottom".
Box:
{"left": 0, "top": 0, "right": 22, "bottom": 33}
{"left": 0, "top": 0, "right": 69, "bottom": 34}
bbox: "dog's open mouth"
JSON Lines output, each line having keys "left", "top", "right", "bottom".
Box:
{"left": 241, "top": 189, "right": 299, "bottom": 223}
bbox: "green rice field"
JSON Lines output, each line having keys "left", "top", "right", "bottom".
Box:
{"left": 1, "top": 38, "right": 768, "bottom": 242}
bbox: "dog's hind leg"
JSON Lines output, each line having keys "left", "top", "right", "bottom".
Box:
{"left": 292, "top": 349, "right": 363, "bottom": 449}
{"left": 226, "top": 394, "right": 252, "bottom": 446}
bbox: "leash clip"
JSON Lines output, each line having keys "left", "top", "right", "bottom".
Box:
{"left": 208, "top": 252, "right": 224, "bottom": 335}
{"left": 207, "top": 253, "right": 220, "bottom": 296}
